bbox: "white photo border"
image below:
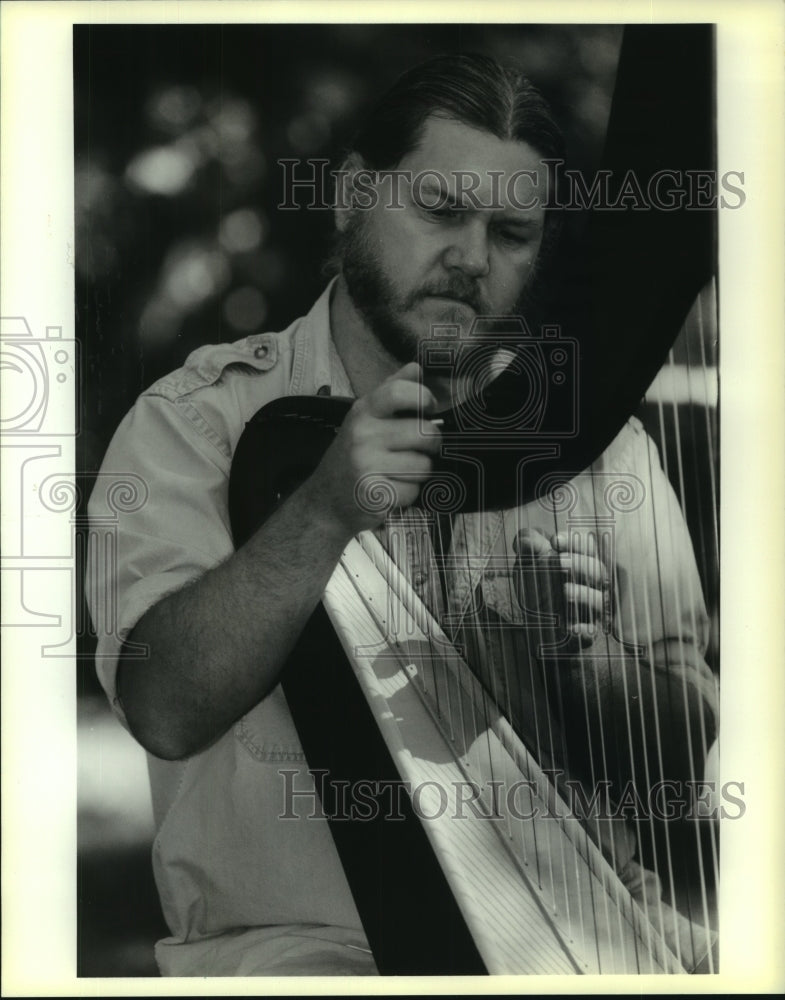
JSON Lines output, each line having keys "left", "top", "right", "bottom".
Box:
{"left": 1, "top": 0, "right": 784, "bottom": 995}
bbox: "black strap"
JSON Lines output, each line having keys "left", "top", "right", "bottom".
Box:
{"left": 281, "top": 605, "right": 487, "bottom": 975}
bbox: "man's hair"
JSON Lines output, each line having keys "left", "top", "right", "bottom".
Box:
{"left": 349, "top": 52, "right": 565, "bottom": 169}
{"left": 328, "top": 53, "right": 565, "bottom": 310}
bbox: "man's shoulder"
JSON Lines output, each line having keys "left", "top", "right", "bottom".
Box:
{"left": 600, "top": 415, "right": 650, "bottom": 462}
{"left": 589, "top": 415, "right": 666, "bottom": 488}
{"left": 123, "top": 320, "right": 307, "bottom": 463}
{"left": 142, "top": 327, "right": 298, "bottom": 406}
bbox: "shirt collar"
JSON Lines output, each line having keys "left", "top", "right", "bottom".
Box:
{"left": 288, "top": 277, "right": 339, "bottom": 396}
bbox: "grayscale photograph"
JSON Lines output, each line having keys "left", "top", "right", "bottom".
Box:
{"left": 2, "top": 5, "right": 783, "bottom": 993}
{"left": 73, "top": 21, "right": 722, "bottom": 978}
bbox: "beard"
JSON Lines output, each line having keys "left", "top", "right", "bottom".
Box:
{"left": 339, "top": 210, "right": 526, "bottom": 366}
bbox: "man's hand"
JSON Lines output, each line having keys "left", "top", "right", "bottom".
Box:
{"left": 305, "top": 362, "right": 443, "bottom": 536}
{"left": 512, "top": 526, "right": 612, "bottom": 654}
{"left": 118, "top": 362, "right": 443, "bottom": 760}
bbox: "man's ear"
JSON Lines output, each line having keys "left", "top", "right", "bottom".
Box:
{"left": 333, "top": 151, "right": 373, "bottom": 233}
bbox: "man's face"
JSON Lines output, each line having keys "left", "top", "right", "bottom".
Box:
{"left": 340, "top": 115, "right": 548, "bottom": 365}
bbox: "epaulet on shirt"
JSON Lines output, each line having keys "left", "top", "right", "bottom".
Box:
{"left": 142, "top": 331, "right": 281, "bottom": 404}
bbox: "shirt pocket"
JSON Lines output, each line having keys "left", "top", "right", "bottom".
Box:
{"left": 234, "top": 684, "right": 306, "bottom": 762}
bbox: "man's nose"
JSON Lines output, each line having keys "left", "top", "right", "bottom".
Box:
{"left": 442, "top": 218, "right": 490, "bottom": 277}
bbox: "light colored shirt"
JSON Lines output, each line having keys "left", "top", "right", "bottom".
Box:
{"left": 87, "top": 280, "right": 718, "bottom": 975}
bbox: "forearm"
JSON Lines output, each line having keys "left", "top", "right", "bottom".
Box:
{"left": 115, "top": 364, "right": 441, "bottom": 760}
{"left": 118, "top": 479, "right": 352, "bottom": 760}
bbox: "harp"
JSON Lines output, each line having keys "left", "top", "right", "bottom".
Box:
{"left": 228, "top": 25, "right": 719, "bottom": 975}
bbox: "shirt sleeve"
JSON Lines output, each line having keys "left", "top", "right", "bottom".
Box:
{"left": 607, "top": 419, "right": 719, "bottom": 725}
{"left": 86, "top": 391, "right": 235, "bottom": 725}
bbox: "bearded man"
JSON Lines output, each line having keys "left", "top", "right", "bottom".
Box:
{"left": 88, "top": 53, "right": 718, "bottom": 976}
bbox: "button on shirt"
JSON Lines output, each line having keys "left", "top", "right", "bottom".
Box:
{"left": 87, "top": 279, "right": 718, "bottom": 976}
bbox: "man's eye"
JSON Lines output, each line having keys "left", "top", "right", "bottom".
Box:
{"left": 497, "top": 228, "right": 531, "bottom": 245}
{"left": 420, "top": 203, "right": 462, "bottom": 219}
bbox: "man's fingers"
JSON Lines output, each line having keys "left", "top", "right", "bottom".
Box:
{"left": 385, "top": 361, "right": 423, "bottom": 384}
{"left": 551, "top": 530, "right": 600, "bottom": 557}
{"left": 513, "top": 526, "right": 553, "bottom": 557}
{"left": 559, "top": 551, "right": 608, "bottom": 589}
{"left": 369, "top": 365, "right": 438, "bottom": 417}
{"left": 362, "top": 416, "right": 441, "bottom": 455}
{"left": 386, "top": 417, "right": 442, "bottom": 453}
{"left": 564, "top": 581, "right": 605, "bottom": 619}
{"left": 368, "top": 450, "right": 434, "bottom": 481}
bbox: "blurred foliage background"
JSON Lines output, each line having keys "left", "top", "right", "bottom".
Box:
{"left": 75, "top": 22, "right": 715, "bottom": 979}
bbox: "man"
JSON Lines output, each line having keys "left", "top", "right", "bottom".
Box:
{"left": 88, "top": 54, "right": 718, "bottom": 975}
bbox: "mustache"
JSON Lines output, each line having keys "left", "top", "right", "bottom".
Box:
{"left": 407, "top": 278, "right": 488, "bottom": 314}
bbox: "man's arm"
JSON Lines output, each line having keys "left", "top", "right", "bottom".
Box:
{"left": 117, "top": 363, "right": 441, "bottom": 760}
{"left": 117, "top": 478, "right": 352, "bottom": 760}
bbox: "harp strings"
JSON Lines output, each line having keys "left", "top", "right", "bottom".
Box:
{"left": 691, "top": 282, "right": 721, "bottom": 903}
{"left": 591, "top": 281, "right": 717, "bottom": 965}
{"left": 531, "top": 475, "right": 654, "bottom": 971}
{"left": 513, "top": 502, "right": 626, "bottom": 967}
{"left": 379, "top": 511, "right": 659, "bottom": 970}
{"left": 427, "top": 514, "right": 630, "bottom": 965}
{"left": 642, "top": 280, "right": 719, "bottom": 967}
{"left": 380, "top": 283, "right": 719, "bottom": 971}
